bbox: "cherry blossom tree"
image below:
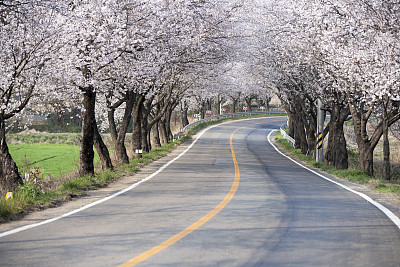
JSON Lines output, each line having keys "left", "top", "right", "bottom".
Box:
{"left": 308, "top": 0, "right": 400, "bottom": 176}
{"left": 248, "top": 0, "right": 399, "bottom": 176}
{"left": 0, "top": 0, "right": 62, "bottom": 190}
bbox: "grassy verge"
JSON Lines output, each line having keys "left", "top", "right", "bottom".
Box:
{"left": 9, "top": 143, "right": 100, "bottom": 179}
{"left": 0, "top": 114, "right": 283, "bottom": 223}
{"left": 274, "top": 131, "right": 400, "bottom": 199}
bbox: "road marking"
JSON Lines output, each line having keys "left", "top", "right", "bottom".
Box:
{"left": 268, "top": 130, "right": 400, "bottom": 230}
{"left": 118, "top": 126, "right": 244, "bottom": 267}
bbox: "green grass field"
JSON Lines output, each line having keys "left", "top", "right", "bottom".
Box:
{"left": 9, "top": 144, "right": 99, "bottom": 179}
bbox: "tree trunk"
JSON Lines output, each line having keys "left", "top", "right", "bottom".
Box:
{"left": 359, "top": 143, "right": 374, "bottom": 176}
{"left": 287, "top": 112, "right": 295, "bottom": 138}
{"left": 151, "top": 121, "right": 161, "bottom": 148}
{"left": 324, "top": 103, "right": 349, "bottom": 169}
{"left": 79, "top": 87, "right": 96, "bottom": 176}
{"left": 216, "top": 95, "right": 223, "bottom": 115}
{"left": 232, "top": 98, "right": 237, "bottom": 113}
{"left": 200, "top": 102, "right": 205, "bottom": 119}
{"left": 382, "top": 101, "right": 391, "bottom": 180}
{"left": 165, "top": 105, "right": 174, "bottom": 142}
{"left": 0, "top": 117, "right": 22, "bottom": 191}
{"left": 93, "top": 122, "right": 113, "bottom": 170}
{"left": 108, "top": 108, "right": 118, "bottom": 145}
{"left": 266, "top": 97, "right": 271, "bottom": 111}
{"left": 292, "top": 100, "right": 307, "bottom": 154}
{"left": 159, "top": 117, "right": 168, "bottom": 145}
{"left": 132, "top": 106, "right": 142, "bottom": 158}
{"left": 383, "top": 120, "right": 390, "bottom": 180}
{"left": 348, "top": 97, "right": 383, "bottom": 176}
{"left": 115, "top": 91, "right": 135, "bottom": 164}
{"left": 181, "top": 102, "right": 189, "bottom": 128}
{"left": 245, "top": 98, "right": 252, "bottom": 111}
{"left": 131, "top": 95, "right": 145, "bottom": 158}
{"left": 307, "top": 126, "right": 316, "bottom": 156}
{"left": 114, "top": 136, "right": 129, "bottom": 164}
{"left": 294, "top": 115, "right": 307, "bottom": 154}
{"left": 141, "top": 116, "right": 149, "bottom": 152}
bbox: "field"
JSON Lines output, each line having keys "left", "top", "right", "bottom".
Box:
{"left": 9, "top": 143, "right": 99, "bottom": 179}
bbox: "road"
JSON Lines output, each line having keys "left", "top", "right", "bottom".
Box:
{"left": 1, "top": 117, "right": 400, "bottom": 266}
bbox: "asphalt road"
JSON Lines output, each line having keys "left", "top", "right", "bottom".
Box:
{"left": 1, "top": 117, "right": 400, "bottom": 266}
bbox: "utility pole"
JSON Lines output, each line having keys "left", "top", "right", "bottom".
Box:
{"left": 316, "top": 98, "right": 324, "bottom": 163}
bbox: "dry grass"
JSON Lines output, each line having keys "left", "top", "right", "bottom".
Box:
{"left": 342, "top": 121, "right": 400, "bottom": 180}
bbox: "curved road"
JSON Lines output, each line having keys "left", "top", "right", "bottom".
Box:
{"left": 1, "top": 117, "right": 400, "bottom": 266}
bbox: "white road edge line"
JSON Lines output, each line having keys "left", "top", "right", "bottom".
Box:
{"left": 268, "top": 129, "right": 400, "bottom": 230}
{"left": 0, "top": 117, "right": 264, "bottom": 238}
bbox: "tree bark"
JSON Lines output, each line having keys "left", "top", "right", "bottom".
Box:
{"left": 287, "top": 110, "right": 295, "bottom": 138}
{"left": 141, "top": 106, "right": 150, "bottom": 152}
{"left": 151, "top": 121, "right": 161, "bottom": 148}
{"left": 79, "top": 87, "right": 96, "bottom": 176}
{"left": 359, "top": 143, "right": 374, "bottom": 176}
{"left": 114, "top": 91, "right": 135, "bottom": 164}
{"left": 132, "top": 113, "right": 142, "bottom": 158}
{"left": 294, "top": 113, "right": 308, "bottom": 154}
{"left": 232, "top": 98, "right": 237, "bottom": 113}
{"left": 299, "top": 94, "right": 317, "bottom": 156}
{"left": 0, "top": 116, "right": 22, "bottom": 191}
{"left": 307, "top": 126, "right": 316, "bottom": 156}
{"left": 200, "top": 102, "right": 205, "bottom": 119}
{"left": 180, "top": 101, "right": 189, "bottom": 127}
{"left": 108, "top": 107, "right": 118, "bottom": 145}
{"left": 131, "top": 95, "right": 145, "bottom": 158}
{"left": 93, "top": 122, "right": 113, "bottom": 170}
{"left": 216, "top": 95, "right": 224, "bottom": 115}
{"left": 244, "top": 96, "right": 253, "bottom": 111}
{"left": 147, "top": 98, "right": 172, "bottom": 148}
{"left": 382, "top": 119, "right": 390, "bottom": 180}
{"left": 266, "top": 96, "right": 271, "bottom": 111}
{"left": 165, "top": 105, "right": 174, "bottom": 141}
{"left": 159, "top": 116, "right": 168, "bottom": 145}
{"left": 324, "top": 101, "right": 349, "bottom": 169}
{"left": 382, "top": 97, "right": 391, "bottom": 180}
{"left": 230, "top": 93, "right": 240, "bottom": 113}
{"left": 291, "top": 99, "right": 308, "bottom": 154}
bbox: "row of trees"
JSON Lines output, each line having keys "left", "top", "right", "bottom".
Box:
{"left": 0, "top": 0, "right": 250, "bottom": 191}
{"left": 3, "top": 0, "right": 398, "bottom": 192}
{"left": 251, "top": 0, "right": 400, "bottom": 179}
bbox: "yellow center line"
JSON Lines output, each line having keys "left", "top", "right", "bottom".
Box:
{"left": 118, "top": 125, "right": 246, "bottom": 267}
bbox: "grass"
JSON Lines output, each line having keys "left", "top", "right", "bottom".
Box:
{"left": 274, "top": 131, "right": 400, "bottom": 199}
{"left": 8, "top": 133, "right": 81, "bottom": 145}
{"left": 0, "top": 114, "right": 282, "bottom": 222}
{"left": 9, "top": 144, "right": 99, "bottom": 179}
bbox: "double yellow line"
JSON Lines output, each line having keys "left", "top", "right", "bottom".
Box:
{"left": 119, "top": 126, "right": 245, "bottom": 267}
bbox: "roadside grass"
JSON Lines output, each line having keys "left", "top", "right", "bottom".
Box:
{"left": 0, "top": 114, "right": 283, "bottom": 223}
{"left": 9, "top": 144, "right": 100, "bottom": 179}
{"left": 274, "top": 131, "right": 400, "bottom": 199}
